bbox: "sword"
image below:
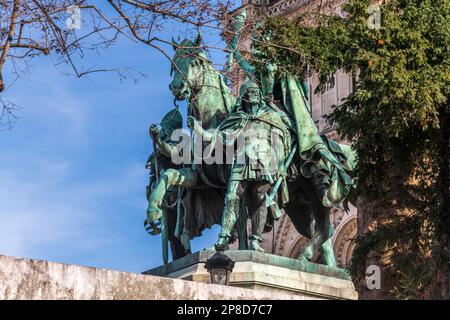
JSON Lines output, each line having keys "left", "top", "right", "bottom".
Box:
{"left": 265, "top": 144, "right": 298, "bottom": 220}
{"left": 152, "top": 139, "right": 159, "bottom": 181}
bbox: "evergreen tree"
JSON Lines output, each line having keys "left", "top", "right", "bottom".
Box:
{"left": 257, "top": 0, "right": 449, "bottom": 299}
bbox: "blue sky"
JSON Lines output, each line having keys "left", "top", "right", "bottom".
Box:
{"left": 0, "top": 20, "right": 226, "bottom": 273}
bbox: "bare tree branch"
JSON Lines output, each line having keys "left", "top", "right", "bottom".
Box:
{"left": 0, "top": 0, "right": 20, "bottom": 92}
{"left": 0, "top": 0, "right": 235, "bottom": 128}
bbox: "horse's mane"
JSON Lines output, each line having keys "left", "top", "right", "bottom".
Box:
{"left": 176, "top": 39, "right": 210, "bottom": 63}
{"left": 173, "top": 38, "right": 236, "bottom": 113}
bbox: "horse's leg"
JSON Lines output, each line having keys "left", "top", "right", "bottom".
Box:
{"left": 283, "top": 187, "right": 316, "bottom": 260}
{"left": 298, "top": 231, "right": 320, "bottom": 263}
{"left": 311, "top": 171, "right": 337, "bottom": 267}
{"left": 170, "top": 236, "right": 191, "bottom": 260}
{"left": 178, "top": 221, "right": 192, "bottom": 256}
{"left": 319, "top": 238, "right": 336, "bottom": 267}
{"left": 167, "top": 205, "right": 191, "bottom": 260}
{"left": 297, "top": 174, "right": 336, "bottom": 267}
{"left": 298, "top": 202, "right": 336, "bottom": 267}
{"left": 302, "top": 201, "right": 335, "bottom": 262}
{"left": 146, "top": 168, "right": 196, "bottom": 225}
{"left": 176, "top": 195, "right": 192, "bottom": 257}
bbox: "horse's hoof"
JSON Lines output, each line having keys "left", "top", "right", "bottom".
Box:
{"left": 297, "top": 253, "right": 310, "bottom": 267}
{"left": 250, "top": 240, "right": 265, "bottom": 252}
{"left": 324, "top": 259, "right": 337, "bottom": 268}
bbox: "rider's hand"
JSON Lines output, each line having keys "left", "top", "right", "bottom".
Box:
{"left": 149, "top": 124, "right": 160, "bottom": 139}
{"left": 187, "top": 116, "right": 195, "bottom": 129}
{"left": 235, "top": 9, "right": 247, "bottom": 28}
{"left": 265, "top": 94, "right": 275, "bottom": 103}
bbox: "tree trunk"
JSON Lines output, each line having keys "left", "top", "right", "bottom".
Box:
{"left": 431, "top": 106, "right": 450, "bottom": 299}
{"left": 353, "top": 162, "right": 406, "bottom": 299}
{"left": 0, "top": 0, "right": 20, "bottom": 92}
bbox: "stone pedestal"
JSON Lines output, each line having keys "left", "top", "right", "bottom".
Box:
{"left": 144, "top": 250, "right": 358, "bottom": 300}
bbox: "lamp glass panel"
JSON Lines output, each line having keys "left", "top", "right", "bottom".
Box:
{"left": 210, "top": 268, "right": 229, "bottom": 285}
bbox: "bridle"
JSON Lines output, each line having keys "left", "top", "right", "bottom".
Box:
{"left": 171, "top": 48, "right": 209, "bottom": 116}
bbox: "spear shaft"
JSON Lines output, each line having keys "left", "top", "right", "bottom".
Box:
{"left": 152, "top": 135, "right": 168, "bottom": 264}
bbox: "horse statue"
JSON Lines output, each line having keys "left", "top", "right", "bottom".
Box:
{"left": 146, "top": 33, "right": 356, "bottom": 269}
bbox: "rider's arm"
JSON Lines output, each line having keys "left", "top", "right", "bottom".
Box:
{"left": 234, "top": 48, "right": 257, "bottom": 75}
{"left": 149, "top": 124, "right": 176, "bottom": 157}
{"left": 154, "top": 136, "right": 176, "bottom": 158}
{"left": 229, "top": 9, "right": 257, "bottom": 76}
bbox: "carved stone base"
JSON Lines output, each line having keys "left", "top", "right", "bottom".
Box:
{"left": 144, "top": 250, "right": 358, "bottom": 300}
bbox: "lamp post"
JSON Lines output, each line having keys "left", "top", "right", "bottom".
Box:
{"left": 205, "top": 249, "right": 235, "bottom": 285}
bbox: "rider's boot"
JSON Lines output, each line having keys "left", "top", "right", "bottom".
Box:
{"left": 146, "top": 200, "right": 163, "bottom": 226}
{"left": 146, "top": 194, "right": 163, "bottom": 236}
{"left": 249, "top": 235, "right": 264, "bottom": 252}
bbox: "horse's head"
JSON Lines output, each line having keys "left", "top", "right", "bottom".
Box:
{"left": 169, "top": 35, "right": 208, "bottom": 101}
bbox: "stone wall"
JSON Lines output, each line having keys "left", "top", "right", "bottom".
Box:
{"left": 0, "top": 255, "right": 311, "bottom": 300}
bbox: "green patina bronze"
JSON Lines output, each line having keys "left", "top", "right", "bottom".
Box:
{"left": 189, "top": 79, "right": 295, "bottom": 252}
{"left": 144, "top": 16, "right": 356, "bottom": 273}
{"left": 145, "top": 108, "right": 191, "bottom": 264}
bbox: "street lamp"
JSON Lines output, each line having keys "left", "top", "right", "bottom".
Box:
{"left": 205, "top": 249, "right": 235, "bottom": 285}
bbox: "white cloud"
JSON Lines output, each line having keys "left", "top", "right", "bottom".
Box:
{"left": 0, "top": 155, "right": 145, "bottom": 264}
{"left": 7, "top": 72, "right": 88, "bottom": 143}
{"left": 0, "top": 52, "right": 180, "bottom": 272}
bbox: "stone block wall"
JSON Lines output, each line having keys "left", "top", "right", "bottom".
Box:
{"left": 0, "top": 255, "right": 310, "bottom": 300}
